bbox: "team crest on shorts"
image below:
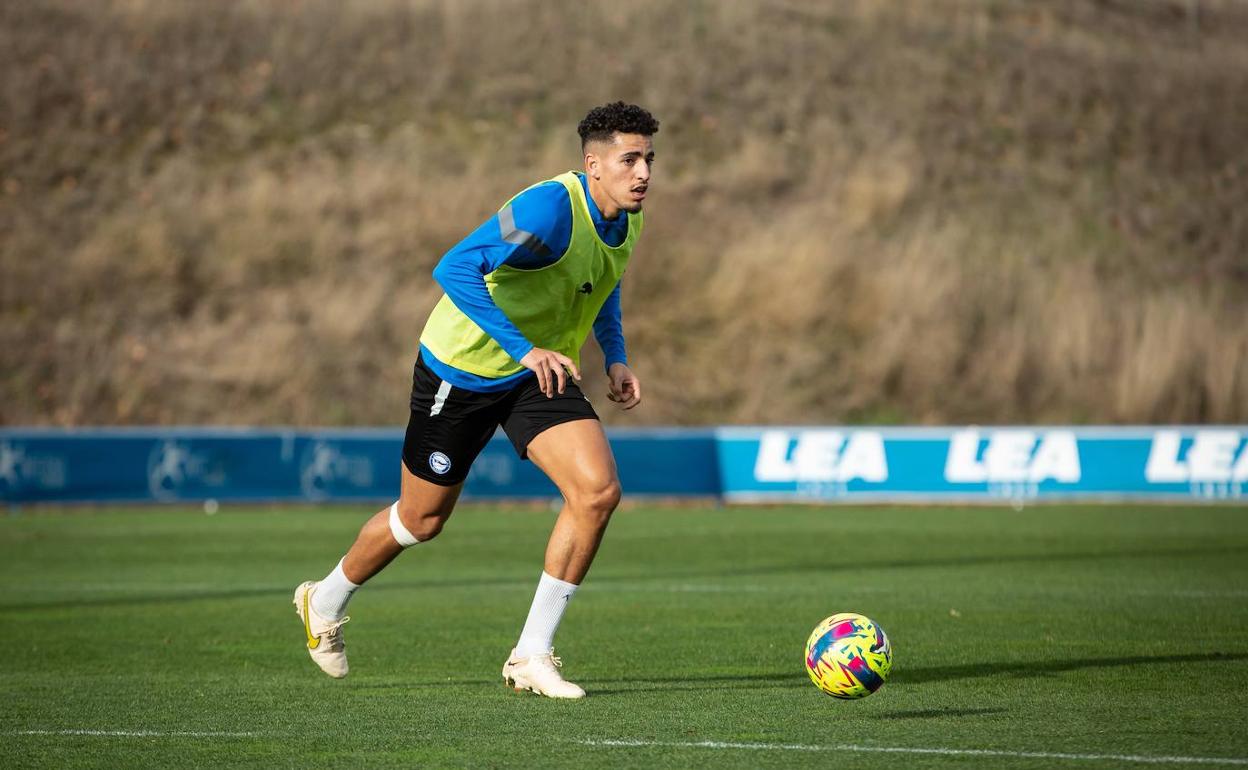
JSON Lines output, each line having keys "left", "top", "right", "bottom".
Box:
{"left": 428, "top": 451, "right": 452, "bottom": 475}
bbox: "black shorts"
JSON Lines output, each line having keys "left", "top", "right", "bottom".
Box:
{"left": 401, "top": 354, "right": 599, "bottom": 486}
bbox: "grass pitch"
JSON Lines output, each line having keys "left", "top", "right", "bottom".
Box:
{"left": 2, "top": 503, "right": 1247, "bottom": 768}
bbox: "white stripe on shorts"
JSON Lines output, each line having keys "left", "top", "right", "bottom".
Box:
{"left": 430, "top": 380, "right": 452, "bottom": 417}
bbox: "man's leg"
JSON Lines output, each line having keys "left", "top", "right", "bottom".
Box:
{"left": 502, "top": 418, "right": 620, "bottom": 698}
{"left": 340, "top": 464, "right": 464, "bottom": 585}
{"left": 526, "top": 419, "right": 621, "bottom": 585}
{"left": 294, "top": 464, "right": 461, "bottom": 678}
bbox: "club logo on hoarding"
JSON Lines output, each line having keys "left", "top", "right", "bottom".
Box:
{"left": 0, "top": 442, "right": 23, "bottom": 493}
{"left": 0, "top": 441, "right": 68, "bottom": 501}
{"left": 299, "top": 441, "right": 375, "bottom": 500}
{"left": 147, "top": 440, "right": 222, "bottom": 500}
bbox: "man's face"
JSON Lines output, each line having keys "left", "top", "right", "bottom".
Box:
{"left": 585, "top": 133, "right": 655, "bottom": 218}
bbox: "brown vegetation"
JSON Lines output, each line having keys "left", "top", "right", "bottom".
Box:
{"left": 2, "top": 0, "right": 1246, "bottom": 427}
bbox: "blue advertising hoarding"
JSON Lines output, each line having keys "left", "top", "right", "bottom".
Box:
{"left": 1, "top": 426, "right": 1245, "bottom": 505}
{"left": 0, "top": 427, "right": 719, "bottom": 505}
{"left": 715, "top": 426, "right": 1248, "bottom": 503}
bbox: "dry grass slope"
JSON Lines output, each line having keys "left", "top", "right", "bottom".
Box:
{"left": 2, "top": 0, "right": 1246, "bottom": 426}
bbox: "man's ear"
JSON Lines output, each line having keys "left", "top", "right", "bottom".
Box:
{"left": 585, "top": 152, "right": 601, "bottom": 180}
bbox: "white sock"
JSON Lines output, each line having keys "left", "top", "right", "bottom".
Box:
{"left": 311, "top": 558, "right": 359, "bottom": 621}
{"left": 515, "top": 571, "right": 579, "bottom": 657}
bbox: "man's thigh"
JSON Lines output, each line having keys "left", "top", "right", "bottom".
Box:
{"left": 500, "top": 374, "right": 601, "bottom": 461}
{"left": 524, "top": 418, "right": 619, "bottom": 496}
{"left": 398, "top": 458, "right": 464, "bottom": 516}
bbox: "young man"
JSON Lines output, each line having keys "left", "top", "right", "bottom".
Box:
{"left": 293, "top": 102, "right": 659, "bottom": 699}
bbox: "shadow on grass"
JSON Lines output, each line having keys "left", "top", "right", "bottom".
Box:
{"left": 875, "top": 707, "right": 1006, "bottom": 719}
{"left": 0, "top": 575, "right": 526, "bottom": 613}
{"left": 348, "top": 678, "right": 496, "bottom": 691}
{"left": 596, "top": 544, "right": 1248, "bottom": 584}
{"left": 583, "top": 651, "right": 1248, "bottom": 695}
{"left": 897, "top": 650, "right": 1248, "bottom": 684}
{"left": 3, "top": 543, "right": 1246, "bottom": 613}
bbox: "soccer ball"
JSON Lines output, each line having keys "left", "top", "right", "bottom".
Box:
{"left": 804, "top": 612, "right": 893, "bottom": 699}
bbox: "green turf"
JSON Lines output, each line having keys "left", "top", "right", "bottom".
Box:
{"left": 2, "top": 503, "right": 1247, "bottom": 768}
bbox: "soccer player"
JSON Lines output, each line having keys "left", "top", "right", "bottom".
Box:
{"left": 294, "top": 102, "right": 658, "bottom": 699}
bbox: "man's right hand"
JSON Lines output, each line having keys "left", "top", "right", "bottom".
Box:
{"left": 520, "top": 348, "right": 581, "bottom": 398}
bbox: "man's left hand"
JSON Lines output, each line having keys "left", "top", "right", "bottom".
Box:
{"left": 606, "top": 363, "right": 642, "bottom": 410}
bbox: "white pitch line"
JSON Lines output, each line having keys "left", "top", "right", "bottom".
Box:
{"left": 578, "top": 738, "right": 1248, "bottom": 766}
{"left": 1133, "top": 590, "right": 1248, "bottom": 599}
{"left": 15, "top": 729, "right": 255, "bottom": 738}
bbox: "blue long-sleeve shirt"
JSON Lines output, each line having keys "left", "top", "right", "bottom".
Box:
{"left": 420, "top": 172, "right": 628, "bottom": 392}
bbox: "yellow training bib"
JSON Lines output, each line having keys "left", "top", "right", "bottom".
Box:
{"left": 420, "top": 172, "right": 641, "bottom": 378}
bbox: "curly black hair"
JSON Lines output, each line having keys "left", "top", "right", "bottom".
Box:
{"left": 577, "top": 101, "right": 660, "bottom": 147}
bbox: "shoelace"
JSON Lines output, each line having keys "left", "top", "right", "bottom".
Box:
{"left": 321, "top": 616, "right": 350, "bottom": 651}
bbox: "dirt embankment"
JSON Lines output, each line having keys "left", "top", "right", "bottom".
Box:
{"left": 3, "top": 0, "right": 1246, "bottom": 426}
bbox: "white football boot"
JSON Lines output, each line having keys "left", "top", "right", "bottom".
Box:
{"left": 502, "top": 648, "right": 586, "bottom": 699}
{"left": 293, "top": 581, "right": 350, "bottom": 679}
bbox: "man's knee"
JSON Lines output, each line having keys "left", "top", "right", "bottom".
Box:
{"left": 394, "top": 497, "right": 453, "bottom": 543}
{"left": 569, "top": 478, "right": 622, "bottom": 523}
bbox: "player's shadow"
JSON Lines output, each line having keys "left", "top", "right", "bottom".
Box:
{"left": 584, "top": 651, "right": 1248, "bottom": 696}
{"left": 350, "top": 678, "right": 496, "bottom": 691}
{"left": 875, "top": 707, "right": 1006, "bottom": 719}
{"left": 588, "top": 671, "right": 801, "bottom": 695}
{"left": 296, "top": 651, "right": 1248, "bottom": 697}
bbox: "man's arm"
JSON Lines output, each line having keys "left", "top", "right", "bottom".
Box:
{"left": 431, "top": 225, "right": 533, "bottom": 363}
{"left": 591, "top": 283, "right": 626, "bottom": 370}
{"left": 592, "top": 283, "right": 642, "bottom": 410}
{"left": 430, "top": 182, "right": 574, "bottom": 366}
{"left": 431, "top": 181, "right": 583, "bottom": 396}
